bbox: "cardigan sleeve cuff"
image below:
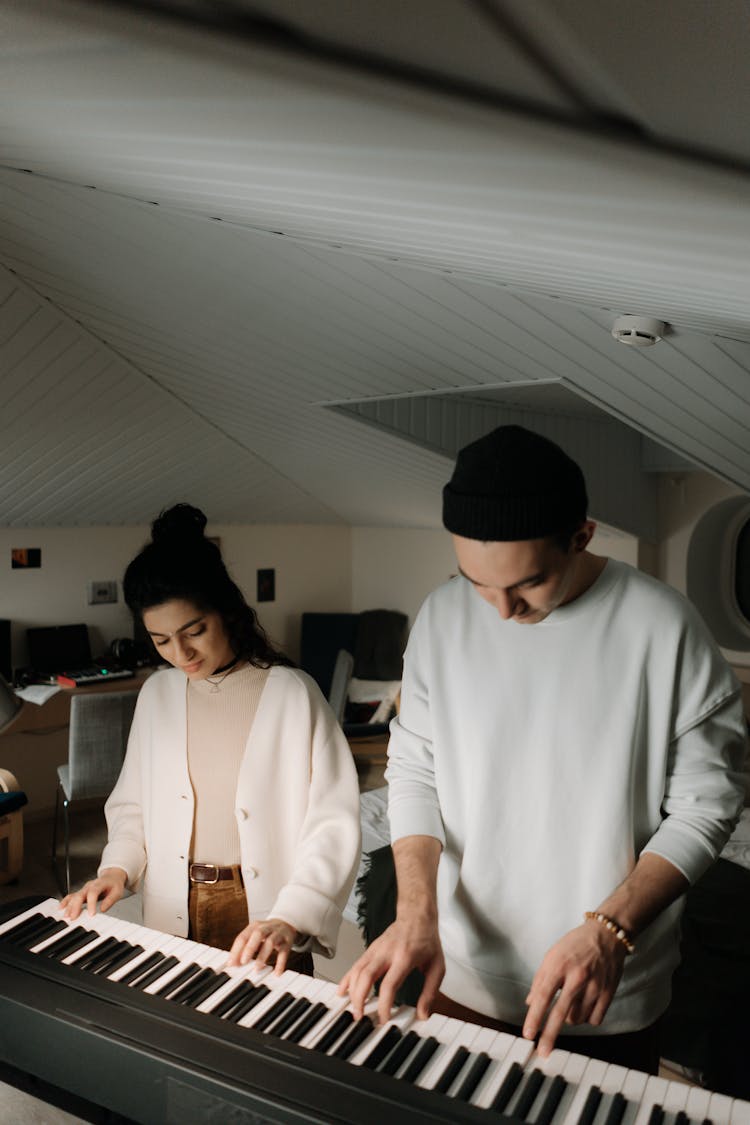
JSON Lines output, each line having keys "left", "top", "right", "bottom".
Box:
{"left": 270, "top": 884, "right": 343, "bottom": 958}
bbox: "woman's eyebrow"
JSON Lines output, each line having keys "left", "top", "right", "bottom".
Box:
{"left": 147, "top": 615, "right": 204, "bottom": 638}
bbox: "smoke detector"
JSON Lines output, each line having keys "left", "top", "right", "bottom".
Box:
{"left": 611, "top": 315, "right": 666, "bottom": 347}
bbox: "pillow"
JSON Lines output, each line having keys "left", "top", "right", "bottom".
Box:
{"left": 347, "top": 677, "right": 401, "bottom": 723}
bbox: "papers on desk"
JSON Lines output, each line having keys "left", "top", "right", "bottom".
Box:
{"left": 14, "top": 684, "right": 61, "bottom": 705}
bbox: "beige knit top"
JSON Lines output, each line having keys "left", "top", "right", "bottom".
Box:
{"left": 186, "top": 662, "right": 270, "bottom": 865}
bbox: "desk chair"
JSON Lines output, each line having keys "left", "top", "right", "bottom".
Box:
{"left": 52, "top": 689, "right": 139, "bottom": 895}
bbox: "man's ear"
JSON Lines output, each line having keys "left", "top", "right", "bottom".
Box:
{"left": 572, "top": 520, "right": 596, "bottom": 553}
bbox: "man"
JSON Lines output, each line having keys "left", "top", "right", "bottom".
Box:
{"left": 341, "top": 424, "right": 747, "bottom": 1071}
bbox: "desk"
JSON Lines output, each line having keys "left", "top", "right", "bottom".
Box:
{"left": 347, "top": 731, "right": 389, "bottom": 768}
{"left": 0, "top": 673, "right": 151, "bottom": 818}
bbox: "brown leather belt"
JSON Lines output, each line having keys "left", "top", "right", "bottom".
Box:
{"left": 188, "top": 862, "right": 238, "bottom": 884}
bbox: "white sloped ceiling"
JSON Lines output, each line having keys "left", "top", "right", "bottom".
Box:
{"left": 0, "top": 0, "right": 749, "bottom": 533}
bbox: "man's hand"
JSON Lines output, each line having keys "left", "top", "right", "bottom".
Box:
{"left": 338, "top": 913, "right": 445, "bottom": 1025}
{"left": 61, "top": 867, "right": 127, "bottom": 920}
{"left": 227, "top": 918, "right": 298, "bottom": 972}
{"left": 523, "top": 920, "right": 626, "bottom": 1056}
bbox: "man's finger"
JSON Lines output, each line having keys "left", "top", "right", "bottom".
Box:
{"left": 523, "top": 977, "right": 559, "bottom": 1041}
{"left": 535, "top": 992, "right": 572, "bottom": 1057}
{"left": 376, "top": 963, "right": 407, "bottom": 1026}
{"left": 415, "top": 957, "right": 444, "bottom": 1021}
{"left": 588, "top": 989, "right": 613, "bottom": 1027}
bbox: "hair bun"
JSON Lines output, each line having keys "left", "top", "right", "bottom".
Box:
{"left": 151, "top": 504, "right": 208, "bottom": 546}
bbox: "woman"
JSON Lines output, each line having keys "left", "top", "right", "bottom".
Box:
{"left": 62, "top": 505, "right": 361, "bottom": 974}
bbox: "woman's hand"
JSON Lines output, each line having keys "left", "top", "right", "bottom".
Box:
{"left": 227, "top": 918, "right": 298, "bottom": 972}
{"left": 60, "top": 867, "right": 128, "bottom": 920}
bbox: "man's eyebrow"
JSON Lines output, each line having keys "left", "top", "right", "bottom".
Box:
{"left": 147, "top": 615, "right": 203, "bottom": 638}
{"left": 458, "top": 566, "right": 544, "bottom": 589}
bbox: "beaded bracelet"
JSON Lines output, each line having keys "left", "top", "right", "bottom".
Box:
{"left": 584, "top": 911, "right": 635, "bottom": 954}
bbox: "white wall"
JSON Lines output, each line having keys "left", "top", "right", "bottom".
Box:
{"left": 0, "top": 523, "right": 352, "bottom": 670}
{"left": 351, "top": 527, "right": 457, "bottom": 627}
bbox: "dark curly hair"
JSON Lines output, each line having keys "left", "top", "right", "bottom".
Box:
{"left": 123, "top": 504, "right": 292, "bottom": 669}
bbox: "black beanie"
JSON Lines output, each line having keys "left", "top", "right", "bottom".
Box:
{"left": 442, "top": 425, "right": 588, "bottom": 541}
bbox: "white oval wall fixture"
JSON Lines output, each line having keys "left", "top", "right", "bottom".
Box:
{"left": 611, "top": 315, "right": 667, "bottom": 346}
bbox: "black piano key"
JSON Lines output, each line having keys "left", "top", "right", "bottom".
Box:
{"left": 284, "top": 1001, "right": 330, "bottom": 1044}
{"left": 130, "top": 956, "right": 181, "bottom": 991}
{"left": 489, "top": 1061, "right": 525, "bottom": 1112}
{"left": 313, "top": 1010, "right": 355, "bottom": 1053}
{"left": 208, "top": 980, "right": 256, "bottom": 1019}
{"left": 453, "top": 1051, "right": 491, "bottom": 1102}
{"left": 330, "top": 1016, "right": 375, "bottom": 1060}
{"left": 701, "top": 1118, "right": 714, "bottom": 1125}
{"left": 169, "top": 967, "right": 215, "bottom": 1004}
{"left": 576, "top": 1085, "right": 603, "bottom": 1125}
{"left": 74, "top": 937, "right": 120, "bottom": 971}
{"left": 119, "top": 951, "right": 166, "bottom": 986}
{"left": 513, "top": 1068, "right": 546, "bottom": 1120}
{"left": 179, "top": 971, "right": 230, "bottom": 1009}
{"left": 8, "top": 916, "right": 65, "bottom": 949}
{"left": 646, "top": 1105, "right": 664, "bottom": 1125}
{"left": 674, "top": 1113, "right": 689, "bottom": 1125}
{"left": 152, "top": 961, "right": 201, "bottom": 998}
{"left": 399, "top": 1036, "right": 440, "bottom": 1084}
{"left": 37, "top": 928, "right": 100, "bottom": 960}
{"left": 104, "top": 944, "right": 145, "bottom": 977}
{"left": 253, "top": 992, "right": 297, "bottom": 1033}
{"left": 0, "top": 913, "right": 58, "bottom": 945}
{"left": 90, "top": 941, "right": 140, "bottom": 976}
{"left": 267, "top": 996, "right": 312, "bottom": 1038}
{"left": 378, "top": 1029, "right": 420, "bottom": 1076}
{"left": 224, "top": 985, "right": 271, "bottom": 1023}
{"left": 433, "top": 1045, "right": 471, "bottom": 1095}
{"left": 360, "top": 1025, "right": 402, "bottom": 1069}
{"left": 536, "top": 1075, "right": 569, "bottom": 1125}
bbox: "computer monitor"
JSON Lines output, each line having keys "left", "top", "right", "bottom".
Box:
{"left": 26, "top": 624, "right": 92, "bottom": 675}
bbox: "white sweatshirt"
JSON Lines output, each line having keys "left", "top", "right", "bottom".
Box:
{"left": 387, "top": 560, "right": 747, "bottom": 1033}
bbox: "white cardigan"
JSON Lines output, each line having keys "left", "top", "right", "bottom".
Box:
{"left": 100, "top": 665, "right": 361, "bottom": 957}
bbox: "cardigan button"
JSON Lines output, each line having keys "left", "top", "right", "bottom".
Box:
{"left": 237, "top": 808, "right": 249, "bottom": 821}
{"left": 244, "top": 867, "right": 258, "bottom": 880}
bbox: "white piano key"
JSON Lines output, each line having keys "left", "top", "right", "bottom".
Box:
{"left": 660, "top": 1077, "right": 690, "bottom": 1124}
{"left": 470, "top": 1030, "right": 536, "bottom": 1110}
{"left": 348, "top": 1006, "right": 416, "bottom": 1067}
{"left": 0, "top": 898, "right": 64, "bottom": 938}
{"left": 730, "top": 1096, "right": 750, "bottom": 1125}
{"left": 139, "top": 939, "right": 225, "bottom": 994}
{"left": 107, "top": 928, "right": 192, "bottom": 981}
{"left": 544, "top": 1050, "right": 595, "bottom": 1124}
{"left": 58, "top": 931, "right": 114, "bottom": 964}
{"left": 631, "top": 1075, "right": 672, "bottom": 1125}
{"left": 26, "top": 919, "right": 98, "bottom": 954}
{"left": 194, "top": 958, "right": 283, "bottom": 1013}
{"left": 708, "top": 1092, "right": 737, "bottom": 1125}
{"left": 236, "top": 969, "right": 301, "bottom": 1028}
{"left": 442, "top": 1025, "right": 512, "bottom": 1099}
{"left": 619, "top": 1067, "right": 650, "bottom": 1125}
{"left": 467, "top": 1029, "right": 527, "bottom": 1108}
{"left": 590, "top": 1062, "right": 631, "bottom": 1125}
{"left": 297, "top": 983, "right": 351, "bottom": 1049}
{"left": 684, "top": 1085, "right": 713, "bottom": 1123}
{"left": 560, "top": 1055, "right": 611, "bottom": 1125}
{"left": 411, "top": 1015, "right": 474, "bottom": 1089}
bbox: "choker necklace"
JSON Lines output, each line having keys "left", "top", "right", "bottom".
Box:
{"left": 205, "top": 655, "right": 241, "bottom": 693}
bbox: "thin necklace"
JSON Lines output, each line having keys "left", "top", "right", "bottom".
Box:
{"left": 204, "top": 655, "right": 241, "bottom": 693}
